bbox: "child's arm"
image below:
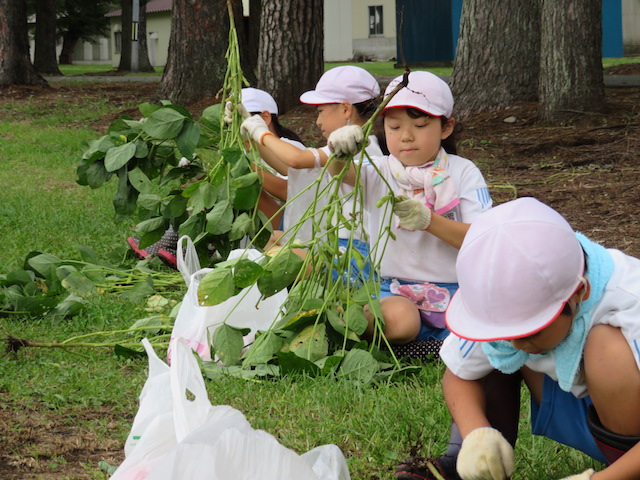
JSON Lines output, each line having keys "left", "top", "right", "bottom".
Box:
{"left": 443, "top": 368, "right": 515, "bottom": 479}
{"left": 588, "top": 442, "right": 640, "bottom": 479}
{"left": 258, "top": 169, "right": 287, "bottom": 202}
{"left": 261, "top": 134, "right": 328, "bottom": 170}
{"left": 426, "top": 213, "right": 470, "bottom": 249}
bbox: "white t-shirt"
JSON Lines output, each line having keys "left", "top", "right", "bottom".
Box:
{"left": 440, "top": 248, "right": 640, "bottom": 398}
{"left": 360, "top": 153, "right": 492, "bottom": 283}
{"left": 283, "top": 136, "right": 383, "bottom": 243}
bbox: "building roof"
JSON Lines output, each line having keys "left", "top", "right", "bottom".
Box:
{"left": 106, "top": 0, "right": 172, "bottom": 18}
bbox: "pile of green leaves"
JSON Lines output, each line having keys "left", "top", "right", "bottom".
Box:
{"left": 0, "top": 246, "right": 182, "bottom": 319}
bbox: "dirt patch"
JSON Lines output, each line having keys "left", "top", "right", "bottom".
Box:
{"left": 0, "top": 68, "right": 639, "bottom": 478}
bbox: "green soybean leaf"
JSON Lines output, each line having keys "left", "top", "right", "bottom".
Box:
{"left": 345, "top": 303, "right": 368, "bottom": 336}
{"left": 28, "top": 253, "right": 62, "bottom": 280}
{"left": 205, "top": 201, "right": 233, "bottom": 235}
{"left": 221, "top": 147, "right": 242, "bottom": 165}
{"left": 76, "top": 158, "right": 112, "bottom": 188}
{"left": 213, "top": 324, "right": 244, "bottom": 366}
{"left": 134, "top": 139, "right": 149, "bottom": 158}
{"left": 257, "top": 250, "right": 303, "bottom": 297}
{"left": 143, "top": 108, "right": 185, "bottom": 139}
{"left": 229, "top": 213, "right": 252, "bottom": 241}
{"left": 50, "top": 293, "right": 86, "bottom": 318}
{"left": 104, "top": 142, "right": 136, "bottom": 172}
{"left": 120, "top": 276, "right": 156, "bottom": 303}
{"left": 128, "top": 168, "right": 153, "bottom": 193}
{"left": 137, "top": 193, "right": 162, "bottom": 212}
{"left": 139, "top": 102, "right": 161, "bottom": 117}
{"left": 60, "top": 271, "right": 97, "bottom": 297}
{"left": 288, "top": 323, "right": 328, "bottom": 362}
{"left": 178, "top": 212, "right": 204, "bottom": 240}
{"left": 166, "top": 194, "right": 188, "bottom": 218}
{"left": 233, "top": 183, "right": 261, "bottom": 211}
{"left": 176, "top": 121, "right": 201, "bottom": 159}
{"left": 198, "top": 269, "right": 236, "bottom": 306}
{"left": 113, "top": 168, "right": 138, "bottom": 220}
{"left": 233, "top": 172, "right": 259, "bottom": 189}
{"left": 336, "top": 348, "right": 378, "bottom": 384}
{"left": 135, "top": 217, "right": 165, "bottom": 234}
{"left": 277, "top": 351, "right": 321, "bottom": 377}
{"left": 189, "top": 181, "right": 217, "bottom": 213}
{"left": 242, "top": 331, "right": 284, "bottom": 366}
{"left": 232, "top": 259, "right": 264, "bottom": 288}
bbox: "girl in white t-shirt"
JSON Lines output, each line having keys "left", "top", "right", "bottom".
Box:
{"left": 236, "top": 66, "right": 384, "bottom": 283}
{"left": 327, "top": 71, "right": 493, "bottom": 347}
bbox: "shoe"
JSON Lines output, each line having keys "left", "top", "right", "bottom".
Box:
{"left": 391, "top": 339, "right": 443, "bottom": 362}
{"left": 395, "top": 456, "right": 460, "bottom": 480}
{"left": 127, "top": 226, "right": 179, "bottom": 261}
{"left": 157, "top": 248, "right": 177, "bottom": 270}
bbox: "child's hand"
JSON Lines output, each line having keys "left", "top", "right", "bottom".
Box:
{"left": 558, "top": 470, "right": 595, "bottom": 480}
{"left": 328, "top": 125, "right": 364, "bottom": 158}
{"left": 223, "top": 101, "right": 250, "bottom": 124}
{"left": 240, "top": 115, "right": 272, "bottom": 145}
{"left": 394, "top": 196, "right": 432, "bottom": 231}
{"left": 457, "top": 427, "right": 514, "bottom": 480}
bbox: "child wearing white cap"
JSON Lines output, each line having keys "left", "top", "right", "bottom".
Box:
{"left": 235, "top": 66, "right": 384, "bottom": 284}
{"left": 327, "top": 71, "right": 492, "bottom": 350}
{"left": 433, "top": 197, "right": 640, "bottom": 480}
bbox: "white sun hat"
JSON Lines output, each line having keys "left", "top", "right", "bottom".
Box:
{"left": 299, "top": 66, "right": 380, "bottom": 105}
{"left": 445, "top": 197, "right": 585, "bottom": 341}
{"left": 241, "top": 87, "right": 279, "bottom": 115}
{"left": 383, "top": 71, "right": 454, "bottom": 118}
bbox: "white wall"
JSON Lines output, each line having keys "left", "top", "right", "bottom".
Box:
{"left": 324, "top": 0, "right": 354, "bottom": 61}
{"left": 623, "top": 0, "right": 640, "bottom": 54}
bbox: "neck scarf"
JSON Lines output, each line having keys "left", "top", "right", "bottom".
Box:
{"left": 481, "top": 233, "right": 614, "bottom": 392}
{"left": 388, "top": 147, "right": 459, "bottom": 215}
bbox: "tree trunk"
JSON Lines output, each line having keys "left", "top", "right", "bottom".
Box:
{"left": 452, "top": 0, "right": 540, "bottom": 118}
{"left": 135, "top": 0, "right": 155, "bottom": 73}
{"left": 58, "top": 32, "right": 78, "bottom": 64}
{"left": 244, "top": 0, "right": 261, "bottom": 82}
{"left": 0, "top": 0, "right": 48, "bottom": 87}
{"left": 158, "top": 0, "right": 246, "bottom": 105}
{"left": 33, "top": 0, "right": 62, "bottom": 74}
{"left": 117, "top": 0, "right": 132, "bottom": 71}
{"left": 539, "top": 0, "right": 604, "bottom": 122}
{"left": 257, "top": 0, "right": 324, "bottom": 114}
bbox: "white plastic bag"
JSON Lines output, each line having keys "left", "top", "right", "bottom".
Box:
{"left": 111, "top": 338, "right": 351, "bottom": 480}
{"left": 176, "top": 235, "right": 201, "bottom": 287}
{"left": 167, "top": 248, "right": 287, "bottom": 363}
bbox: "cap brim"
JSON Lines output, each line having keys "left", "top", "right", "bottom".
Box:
{"left": 299, "top": 91, "right": 340, "bottom": 105}
{"left": 383, "top": 103, "right": 446, "bottom": 117}
{"left": 445, "top": 289, "right": 569, "bottom": 342}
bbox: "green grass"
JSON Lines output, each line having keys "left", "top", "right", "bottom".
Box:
{"left": 57, "top": 64, "right": 163, "bottom": 76}
{"left": 0, "top": 87, "right": 605, "bottom": 479}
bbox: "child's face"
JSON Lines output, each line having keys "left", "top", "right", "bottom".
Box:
{"left": 509, "top": 305, "right": 574, "bottom": 354}
{"left": 315, "top": 104, "right": 349, "bottom": 139}
{"left": 384, "top": 108, "right": 454, "bottom": 166}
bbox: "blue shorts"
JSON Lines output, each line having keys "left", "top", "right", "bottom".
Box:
{"left": 530, "top": 375, "right": 606, "bottom": 463}
{"left": 331, "top": 238, "right": 372, "bottom": 285}
{"left": 379, "top": 278, "right": 458, "bottom": 341}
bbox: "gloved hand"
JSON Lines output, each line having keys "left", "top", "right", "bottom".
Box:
{"left": 327, "top": 125, "right": 364, "bottom": 158}
{"left": 558, "top": 469, "right": 595, "bottom": 480}
{"left": 457, "top": 427, "right": 514, "bottom": 480}
{"left": 394, "top": 196, "right": 432, "bottom": 231}
{"left": 223, "top": 101, "right": 250, "bottom": 124}
{"left": 240, "top": 115, "right": 272, "bottom": 145}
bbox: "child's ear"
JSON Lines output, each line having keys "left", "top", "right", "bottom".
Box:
{"left": 441, "top": 118, "right": 456, "bottom": 140}
{"left": 260, "top": 110, "right": 272, "bottom": 126}
{"left": 573, "top": 277, "right": 591, "bottom": 302}
{"left": 341, "top": 102, "right": 353, "bottom": 119}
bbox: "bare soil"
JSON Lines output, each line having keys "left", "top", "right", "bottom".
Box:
{"left": 0, "top": 66, "right": 639, "bottom": 479}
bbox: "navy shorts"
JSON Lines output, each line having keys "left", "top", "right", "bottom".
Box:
{"left": 530, "top": 374, "right": 607, "bottom": 463}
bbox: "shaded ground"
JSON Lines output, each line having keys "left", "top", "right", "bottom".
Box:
{"left": 0, "top": 66, "right": 639, "bottom": 479}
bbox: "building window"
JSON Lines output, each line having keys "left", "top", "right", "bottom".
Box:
{"left": 369, "top": 5, "right": 383, "bottom": 36}
{"left": 114, "top": 31, "right": 122, "bottom": 54}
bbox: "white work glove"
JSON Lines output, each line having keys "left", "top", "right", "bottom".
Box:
{"left": 223, "top": 101, "right": 250, "bottom": 124}
{"left": 327, "top": 125, "right": 364, "bottom": 158}
{"left": 457, "top": 427, "right": 514, "bottom": 480}
{"left": 240, "top": 115, "right": 272, "bottom": 145}
{"left": 394, "top": 196, "right": 432, "bottom": 231}
{"left": 558, "top": 469, "right": 595, "bottom": 480}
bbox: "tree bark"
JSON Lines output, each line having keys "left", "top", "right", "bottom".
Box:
{"left": 117, "top": 0, "right": 132, "bottom": 71}
{"left": 539, "top": 0, "right": 604, "bottom": 122}
{"left": 0, "top": 0, "right": 48, "bottom": 87}
{"left": 452, "top": 0, "right": 540, "bottom": 118}
{"left": 244, "top": 0, "right": 261, "bottom": 82}
{"left": 158, "top": 0, "right": 248, "bottom": 105}
{"left": 58, "top": 32, "right": 78, "bottom": 64}
{"left": 135, "top": 0, "right": 155, "bottom": 73}
{"left": 33, "top": 0, "right": 62, "bottom": 74}
{"left": 257, "top": 0, "right": 324, "bottom": 114}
